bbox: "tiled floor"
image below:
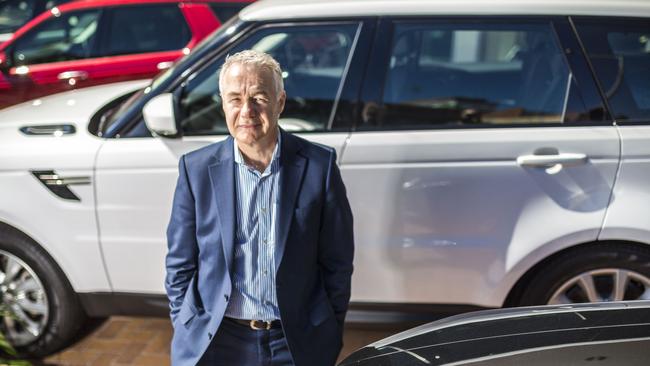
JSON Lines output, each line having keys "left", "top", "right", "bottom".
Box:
{"left": 43, "top": 317, "right": 173, "bottom": 366}
{"left": 40, "top": 317, "right": 407, "bottom": 365}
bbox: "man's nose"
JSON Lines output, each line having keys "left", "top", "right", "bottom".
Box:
{"left": 241, "top": 99, "right": 257, "bottom": 118}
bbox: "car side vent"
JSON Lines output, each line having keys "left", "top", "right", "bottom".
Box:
{"left": 31, "top": 170, "right": 91, "bottom": 201}
{"left": 20, "top": 124, "right": 76, "bottom": 136}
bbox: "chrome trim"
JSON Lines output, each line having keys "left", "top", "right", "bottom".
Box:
{"left": 157, "top": 61, "right": 174, "bottom": 70}
{"left": 19, "top": 124, "right": 76, "bottom": 136}
{"left": 57, "top": 70, "right": 88, "bottom": 80}
{"left": 31, "top": 170, "right": 89, "bottom": 201}
{"left": 34, "top": 173, "right": 90, "bottom": 186}
{"left": 42, "top": 177, "right": 91, "bottom": 186}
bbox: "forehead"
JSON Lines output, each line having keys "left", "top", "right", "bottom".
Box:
{"left": 222, "top": 63, "right": 275, "bottom": 90}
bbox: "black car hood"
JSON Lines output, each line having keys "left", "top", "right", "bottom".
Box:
{"left": 339, "top": 301, "right": 650, "bottom": 365}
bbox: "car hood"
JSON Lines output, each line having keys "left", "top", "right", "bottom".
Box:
{"left": 0, "top": 80, "right": 150, "bottom": 129}
{"left": 339, "top": 301, "right": 650, "bottom": 365}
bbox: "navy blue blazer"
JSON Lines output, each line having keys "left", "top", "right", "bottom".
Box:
{"left": 165, "top": 130, "right": 354, "bottom": 366}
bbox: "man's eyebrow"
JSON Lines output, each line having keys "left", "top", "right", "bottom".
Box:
{"left": 224, "top": 91, "right": 241, "bottom": 97}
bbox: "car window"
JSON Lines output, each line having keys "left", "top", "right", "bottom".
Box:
{"left": 0, "top": 0, "right": 36, "bottom": 34}
{"left": 208, "top": 3, "right": 248, "bottom": 23}
{"left": 10, "top": 9, "right": 100, "bottom": 66}
{"left": 574, "top": 19, "right": 650, "bottom": 122}
{"left": 103, "top": 4, "right": 190, "bottom": 57}
{"left": 178, "top": 23, "right": 359, "bottom": 136}
{"left": 376, "top": 22, "right": 572, "bottom": 129}
{"left": 98, "top": 88, "right": 145, "bottom": 135}
{"left": 43, "top": 0, "right": 69, "bottom": 10}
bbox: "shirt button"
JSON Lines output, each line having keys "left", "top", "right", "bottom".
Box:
{"left": 224, "top": 294, "right": 229, "bottom": 301}
{"left": 261, "top": 207, "right": 267, "bottom": 213}
{"left": 263, "top": 270, "right": 268, "bottom": 276}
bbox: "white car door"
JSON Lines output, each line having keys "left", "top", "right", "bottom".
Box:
{"left": 573, "top": 19, "right": 650, "bottom": 244}
{"left": 94, "top": 22, "right": 364, "bottom": 293}
{"left": 342, "top": 18, "right": 620, "bottom": 307}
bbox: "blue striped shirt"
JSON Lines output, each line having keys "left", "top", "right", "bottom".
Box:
{"left": 224, "top": 133, "right": 281, "bottom": 321}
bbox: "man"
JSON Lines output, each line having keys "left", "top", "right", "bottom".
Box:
{"left": 165, "top": 49, "right": 354, "bottom": 366}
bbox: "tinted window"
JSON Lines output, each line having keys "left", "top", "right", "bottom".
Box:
{"left": 0, "top": 0, "right": 36, "bottom": 33}
{"left": 104, "top": 4, "right": 190, "bottom": 56}
{"left": 208, "top": 3, "right": 248, "bottom": 23}
{"left": 575, "top": 19, "right": 650, "bottom": 122}
{"left": 11, "top": 9, "right": 100, "bottom": 65}
{"left": 178, "top": 23, "right": 359, "bottom": 136}
{"left": 377, "top": 22, "right": 571, "bottom": 129}
{"left": 43, "top": 0, "right": 70, "bottom": 10}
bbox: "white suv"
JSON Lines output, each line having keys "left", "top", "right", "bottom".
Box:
{"left": 1, "top": 0, "right": 650, "bottom": 356}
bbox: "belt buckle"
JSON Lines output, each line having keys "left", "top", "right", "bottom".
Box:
{"left": 249, "top": 319, "right": 271, "bottom": 330}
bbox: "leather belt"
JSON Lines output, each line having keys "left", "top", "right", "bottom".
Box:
{"left": 225, "top": 317, "right": 282, "bottom": 330}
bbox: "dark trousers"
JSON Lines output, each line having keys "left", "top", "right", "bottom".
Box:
{"left": 198, "top": 318, "right": 295, "bottom": 366}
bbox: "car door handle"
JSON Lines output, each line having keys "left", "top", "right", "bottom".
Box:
{"left": 57, "top": 71, "right": 88, "bottom": 81}
{"left": 517, "top": 153, "right": 588, "bottom": 168}
{"left": 157, "top": 61, "right": 174, "bottom": 70}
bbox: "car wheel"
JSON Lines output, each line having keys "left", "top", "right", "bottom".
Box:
{"left": 519, "top": 243, "right": 650, "bottom": 305}
{"left": 0, "top": 227, "right": 84, "bottom": 357}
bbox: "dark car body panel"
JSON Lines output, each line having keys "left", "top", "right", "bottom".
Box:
{"left": 339, "top": 301, "right": 650, "bottom": 365}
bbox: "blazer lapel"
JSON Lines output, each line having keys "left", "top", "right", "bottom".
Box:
{"left": 275, "top": 131, "right": 306, "bottom": 271}
{"left": 208, "top": 137, "right": 236, "bottom": 274}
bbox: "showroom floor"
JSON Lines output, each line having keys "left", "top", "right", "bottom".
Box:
{"left": 39, "top": 316, "right": 406, "bottom": 365}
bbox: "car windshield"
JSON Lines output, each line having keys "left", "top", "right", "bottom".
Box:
{"left": 0, "top": 0, "right": 36, "bottom": 33}
{"left": 99, "top": 15, "right": 242, "bottom": 135}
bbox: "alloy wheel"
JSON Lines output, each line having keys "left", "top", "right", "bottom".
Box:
{"left": 0, "top": 249, "right": 49, "bottom": 346}
{"left": 548, "top": 268, "right": 650, "bottom": 304}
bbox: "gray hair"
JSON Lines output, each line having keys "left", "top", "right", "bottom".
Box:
{"left": 218, "top": 49, "right": 284, "bottom": 95}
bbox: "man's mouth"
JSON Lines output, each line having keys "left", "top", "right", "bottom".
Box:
{"left": 238, "top": 124, "right": 261, "bottom": 129}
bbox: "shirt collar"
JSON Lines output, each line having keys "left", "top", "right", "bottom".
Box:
{"left": 233, "top": 129, "right": 281, "bottom": 171}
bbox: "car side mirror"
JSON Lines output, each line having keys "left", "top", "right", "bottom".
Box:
{"left": 143, "top": 93, "right": 179, "bottom": 138}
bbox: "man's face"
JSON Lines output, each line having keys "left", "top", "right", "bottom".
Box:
{"left": 221, "top": 63, "right": 285, "bottom": 146}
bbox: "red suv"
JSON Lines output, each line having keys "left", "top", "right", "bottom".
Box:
{"left": 0, "top": 0, "right": 252, "bottom": 109}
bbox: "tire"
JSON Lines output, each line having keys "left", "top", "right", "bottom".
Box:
{"left": 0, "top": 225, "right": 85, "bottom": 357}
{"left": 519, "top": 243, "right": 650, "bottom": 306}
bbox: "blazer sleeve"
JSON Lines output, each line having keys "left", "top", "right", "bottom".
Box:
{"left": 165, "top": 155, "right": 199, "bottom": 325}
{"left": 318, "top": 150, "right": 355, "bottom": 328}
